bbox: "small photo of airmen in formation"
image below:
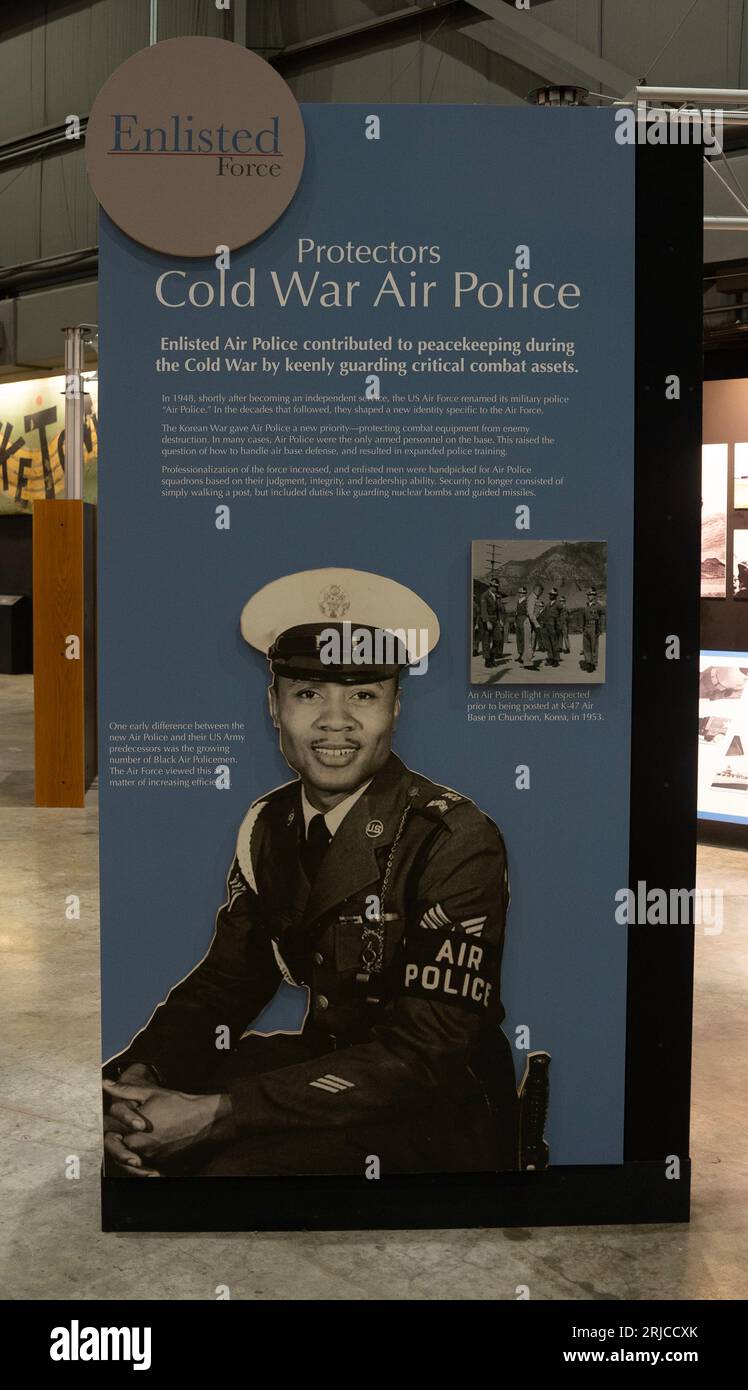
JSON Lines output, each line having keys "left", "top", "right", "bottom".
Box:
{"left": 470, "top": 539, "right": 607, "bottom": 686}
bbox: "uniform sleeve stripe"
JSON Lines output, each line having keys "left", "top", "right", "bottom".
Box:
{"left": 309, "top": 1080, "right": 340, "bottom": 1092}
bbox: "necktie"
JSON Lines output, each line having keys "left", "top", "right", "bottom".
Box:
{"left": 301, "top": 813, "right": 332, "bottom": 884}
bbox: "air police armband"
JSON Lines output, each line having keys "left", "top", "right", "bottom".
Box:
{"left": 401, "top": 929, "right": 499, "bottom": 1014}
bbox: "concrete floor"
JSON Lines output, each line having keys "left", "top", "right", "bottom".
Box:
{"left": 1, "top": 671, "right": 746, "bottom": 1300}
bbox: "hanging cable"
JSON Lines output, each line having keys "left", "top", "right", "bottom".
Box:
{"left": 704, "top": 155, "right": 748, "bottom": 217}
{"left": 641, "top": 0, "right": 705, "bottom": 83}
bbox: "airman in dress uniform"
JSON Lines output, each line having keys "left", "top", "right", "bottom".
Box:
{"left": 557, "top": 595, "right": 570, "bottom": 654}
{"left": 582, "top": 587, "right": 603, "bottom": 671}
{"left": 538, "top": 588, "right": 561, "bottom": 667}
{"left": 515, "top": 585, "right": 528, "bottom": 662}
{"left": 524, "top": 582, "right": 543, "bottom": 669}
{"left": 103, "top": 569, "right": 518, "bottom": 1178}
{"left": 479, "top": 578, "right": 504, "bottom": 666}
{"left": 532, "top": 599, "right": 546, "bottom": 654}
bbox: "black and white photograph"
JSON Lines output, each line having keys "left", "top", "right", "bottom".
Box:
{"left": 735, "top": 442, "right": 748, "bottom": 511}
{"left": 470, "top": 540, "right": 607, "bottom": 685}
{"left": 103, "top": 568, "right": 544, "bottom": 1178}
{"left": 710, "top": 734, "right": 748, "bottom": 794}
{"left": 699, "top": 664, "right": 748, "bottom": 703}
{"left": 701, "top": 443, "right": 728, "bottom": 598}
{"left": 734, "top": 528, "right": 748, "bottom": 600}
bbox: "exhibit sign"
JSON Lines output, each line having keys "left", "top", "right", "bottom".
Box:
{"left": 90, "top": 39, "right": 700, "bottom": 1230}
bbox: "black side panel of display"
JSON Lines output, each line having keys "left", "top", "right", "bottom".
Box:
{"left": 625, "top": 142, "right": 702, "bottom": 1166}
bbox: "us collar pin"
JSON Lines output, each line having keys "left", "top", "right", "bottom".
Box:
{"left": 365, "top": 819, "right": 384, "bottom": 838}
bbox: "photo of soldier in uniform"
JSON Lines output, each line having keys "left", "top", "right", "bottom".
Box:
{"left": 103, "top": 569, "right": 549, "bottom": 1178}
{"left": 479, "top": 578, "right": 505, "bottom": 666}
{"left": 470, "top": 540, "right": 607, "bottom": 685}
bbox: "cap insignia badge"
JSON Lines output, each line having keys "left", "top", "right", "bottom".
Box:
{"left": 318, "top": 584, "right": 351, "bottom": 620}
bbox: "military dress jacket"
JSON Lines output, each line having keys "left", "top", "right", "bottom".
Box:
{"left": 538, "top": 601, "right": 560, "bottom": 635}
{"left": 115, "top": 754, "right": 518, "bottom": 1165}
{"left": 583, "top": 601, "right": 604, "bottom": 632}
{"left": 479, "top": 590, "right": 502, "bottom": 625}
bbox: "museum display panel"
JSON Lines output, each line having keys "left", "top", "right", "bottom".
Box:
{"left": 87, "top": 39, "right": 702, "bottom": 1231}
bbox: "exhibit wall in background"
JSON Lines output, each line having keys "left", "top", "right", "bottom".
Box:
{"left": 702, "top": 378, "right": 748, "bottom": 645}
{"left": 0, "top": 375, "right": 98, "bottom": 513}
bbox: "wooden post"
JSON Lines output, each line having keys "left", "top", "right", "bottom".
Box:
{"left": 33, "top": 499, "right": 97, "bottom": 807}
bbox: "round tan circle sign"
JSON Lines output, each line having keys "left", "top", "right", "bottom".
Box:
{"left": 86, "top": 37, "right": 305, "bottom": 256}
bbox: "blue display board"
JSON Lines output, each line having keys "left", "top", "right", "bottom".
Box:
{"left": 97, "top": 104, "right": 649, "bottom": 1210}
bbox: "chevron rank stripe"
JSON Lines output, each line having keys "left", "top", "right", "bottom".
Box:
{"left": 419, "top": 905, "right": 487, "bottom": 935}
{"left": 419, "top": 903, "right": 451, "bottom": 930}
{"left": 461, "top": 916, "right": 487, "bottom": 936}
{"left": 309, "top": 1074, "right": 355, "bottom": 1093}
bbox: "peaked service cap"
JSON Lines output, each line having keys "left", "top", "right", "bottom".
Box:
{"left": 240, "top": 567, "right": 440, "bottom": 682}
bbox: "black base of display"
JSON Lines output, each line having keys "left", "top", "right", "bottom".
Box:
{"left": 102, "top": 1159, "right": 690, "bottom": 1232}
